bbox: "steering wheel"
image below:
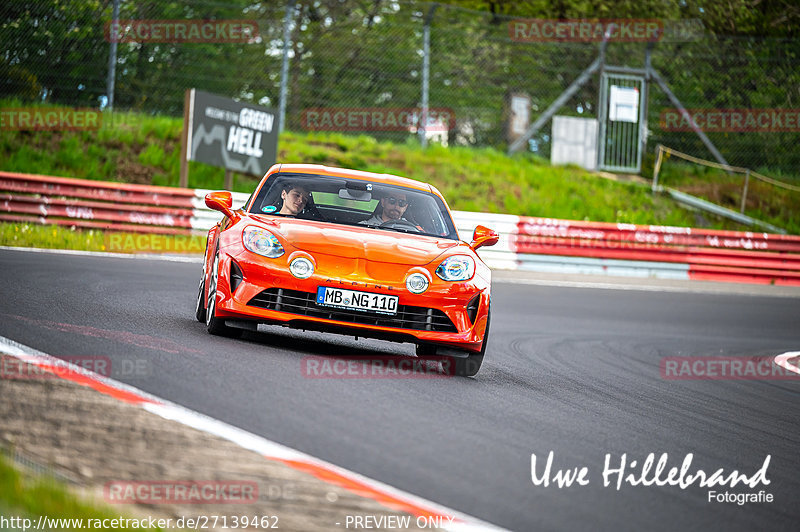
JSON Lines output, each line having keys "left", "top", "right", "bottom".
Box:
{"left": 380, "top": 218, "right": 420, "bottom": 232}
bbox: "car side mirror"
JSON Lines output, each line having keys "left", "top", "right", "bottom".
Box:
{"left": 470, "top": 225, "right": 499, "bottom": 250}
{"left": 205, "top": 191, "right": 235, "bottom": 219}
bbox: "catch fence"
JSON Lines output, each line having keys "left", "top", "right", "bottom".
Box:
{"left": 2, "top": 1, "right": 798, "bottom": 175}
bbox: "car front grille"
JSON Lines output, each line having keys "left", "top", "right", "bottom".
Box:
{"left": 248, "top": 288, "right": 458, "bottom": 333}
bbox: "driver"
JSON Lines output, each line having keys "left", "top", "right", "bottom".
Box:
{"left": 359, "top": 192, "right": 410, "bottom": 226}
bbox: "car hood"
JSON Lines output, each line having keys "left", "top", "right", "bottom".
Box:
{"left": 251, "top": 216, "right": 460, "bottom": 265}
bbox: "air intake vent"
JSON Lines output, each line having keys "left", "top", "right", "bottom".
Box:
{"left": 466, "top": 294, "right": 480, "bottom": 324}
{"left": 248, "top": 288, "right": 457, "bottom": 333}
{"left": 230, "top": 261, "right": 244, "bottom": 294}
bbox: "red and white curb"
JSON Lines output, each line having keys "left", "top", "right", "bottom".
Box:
{"left": 0, "top": 334, "right": 504, "bottom": 532}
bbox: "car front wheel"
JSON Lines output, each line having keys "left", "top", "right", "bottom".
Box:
{"left": 205, "top": 247, "right": 242, "bottom": 338}
{"left": 195, "top": 276, "right": 206, "bottom": 322}
{"left": 417, "top": 304, "right": 490, "bottom": 377}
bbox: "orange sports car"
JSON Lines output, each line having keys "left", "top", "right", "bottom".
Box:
{"left": 195, "top": 164, "right": 498, "bottom": 376}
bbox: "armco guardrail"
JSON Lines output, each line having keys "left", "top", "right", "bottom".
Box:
{"left": 453, "top": 211, "right": 800, "bottom": 285}
{"left": 0, "top": 171, "right": 248, "bottom": 235}
{"left": 2, "top": 171, "right": 800, "bottom": 285}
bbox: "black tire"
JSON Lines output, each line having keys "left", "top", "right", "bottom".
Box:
{"left": 417, "top": 304, "right": 491, "bottom": 377}
{"left": 205, "top": 247, "right": 243, "bottom": 338}
{"left": 451, "top": 304, "right": 491, "bottom": 377}
{"left": 452, "top": 351, "right": 484, "bottom": 378}
{"left": 196, "top": 239, "right": 209, "bottom": 323}
{"left": 195, "top": 276, "right": 206, "bottom": 322}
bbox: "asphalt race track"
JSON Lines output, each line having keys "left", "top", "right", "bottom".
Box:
{"left": 1, "top": 248, "right": 799, "bottom": 531}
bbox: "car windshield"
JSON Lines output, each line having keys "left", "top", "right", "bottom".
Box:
{"left": 248, "top": 173, "right": 459, "bottom": 240}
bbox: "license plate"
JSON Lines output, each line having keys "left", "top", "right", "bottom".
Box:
{"left": 316, "top": 287, "right": 398, "bottom": 315}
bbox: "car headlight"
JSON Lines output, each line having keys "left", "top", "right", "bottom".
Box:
{"left": 406, "top": 272, "right": 430, "bottom": 294}
{"left": 436, "top": 255, "right": 475, "bottom": 281}
{"left": 242, "top": 226, "right": 284, "bottom": 258}
{"left": 290, "top": 257, "right": 314, "bottom": 279}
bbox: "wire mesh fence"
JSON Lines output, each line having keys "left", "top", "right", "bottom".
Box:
{"left": 2, "top": 0, "right": 798, "bottom": 176}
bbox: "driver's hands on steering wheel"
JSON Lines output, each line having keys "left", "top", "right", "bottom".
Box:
{"left": 379, "top": 218, "right": 421, "bottom": 232}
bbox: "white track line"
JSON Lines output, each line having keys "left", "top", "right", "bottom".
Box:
{"left": 0, "top": 334, "right": 504, "bottom": 532}
{"left": 493, "top": 277, "right": 800, "bottom": 297}
{"left": 774, "top": 352, "right": 800, "bottom": 376}
{"left": 494, "top": 277, "right": 703, "bottom": 293}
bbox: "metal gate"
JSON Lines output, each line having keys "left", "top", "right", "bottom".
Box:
{"left": 597, "top": 73, "right": 646, "bottom": 173}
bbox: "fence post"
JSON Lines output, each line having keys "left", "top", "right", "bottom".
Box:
{"left": 652, "top": 145, "right": 664, "bottom": 192}
{"left": 105, "top": 0, "right": 120, "bottom": 111}
{"left": 640, "top": 43, "right": 654, "bottom": 172}
{"left": 179, "top": 89, "right": 192, "bottom": 188}
{"left": 741, "top": 169, "right": 750, "bottom": 213}
{"left": 278, "top": 0, "right": 297, "bottom": 133}
{"left": 419, "top": 5, "right": 437, "bottom": 147}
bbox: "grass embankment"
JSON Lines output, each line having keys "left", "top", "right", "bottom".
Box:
{"left": 0, "top": 112, "right": 700, "bottom": 226}
{"left": 0, "top": 452, "right": 165, "bottom": 531}
{"left": 1, "top": 99, "right": 798, "bottom": 247}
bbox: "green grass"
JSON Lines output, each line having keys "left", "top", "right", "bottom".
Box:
{"left": 0, "top": 452, "right": 166, "bottom": 531}
{"left": 277, "top": 132, "right": 747, "bottom": 229}
{"left": 0, "top": 223, "right": 206, "bottom": 253}
{"left": 1, "top": 98, "right": 797, "bottom": 233}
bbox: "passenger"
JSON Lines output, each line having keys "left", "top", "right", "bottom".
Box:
{"left": 279, "top": 184, "right": 311, "bottom": 216}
